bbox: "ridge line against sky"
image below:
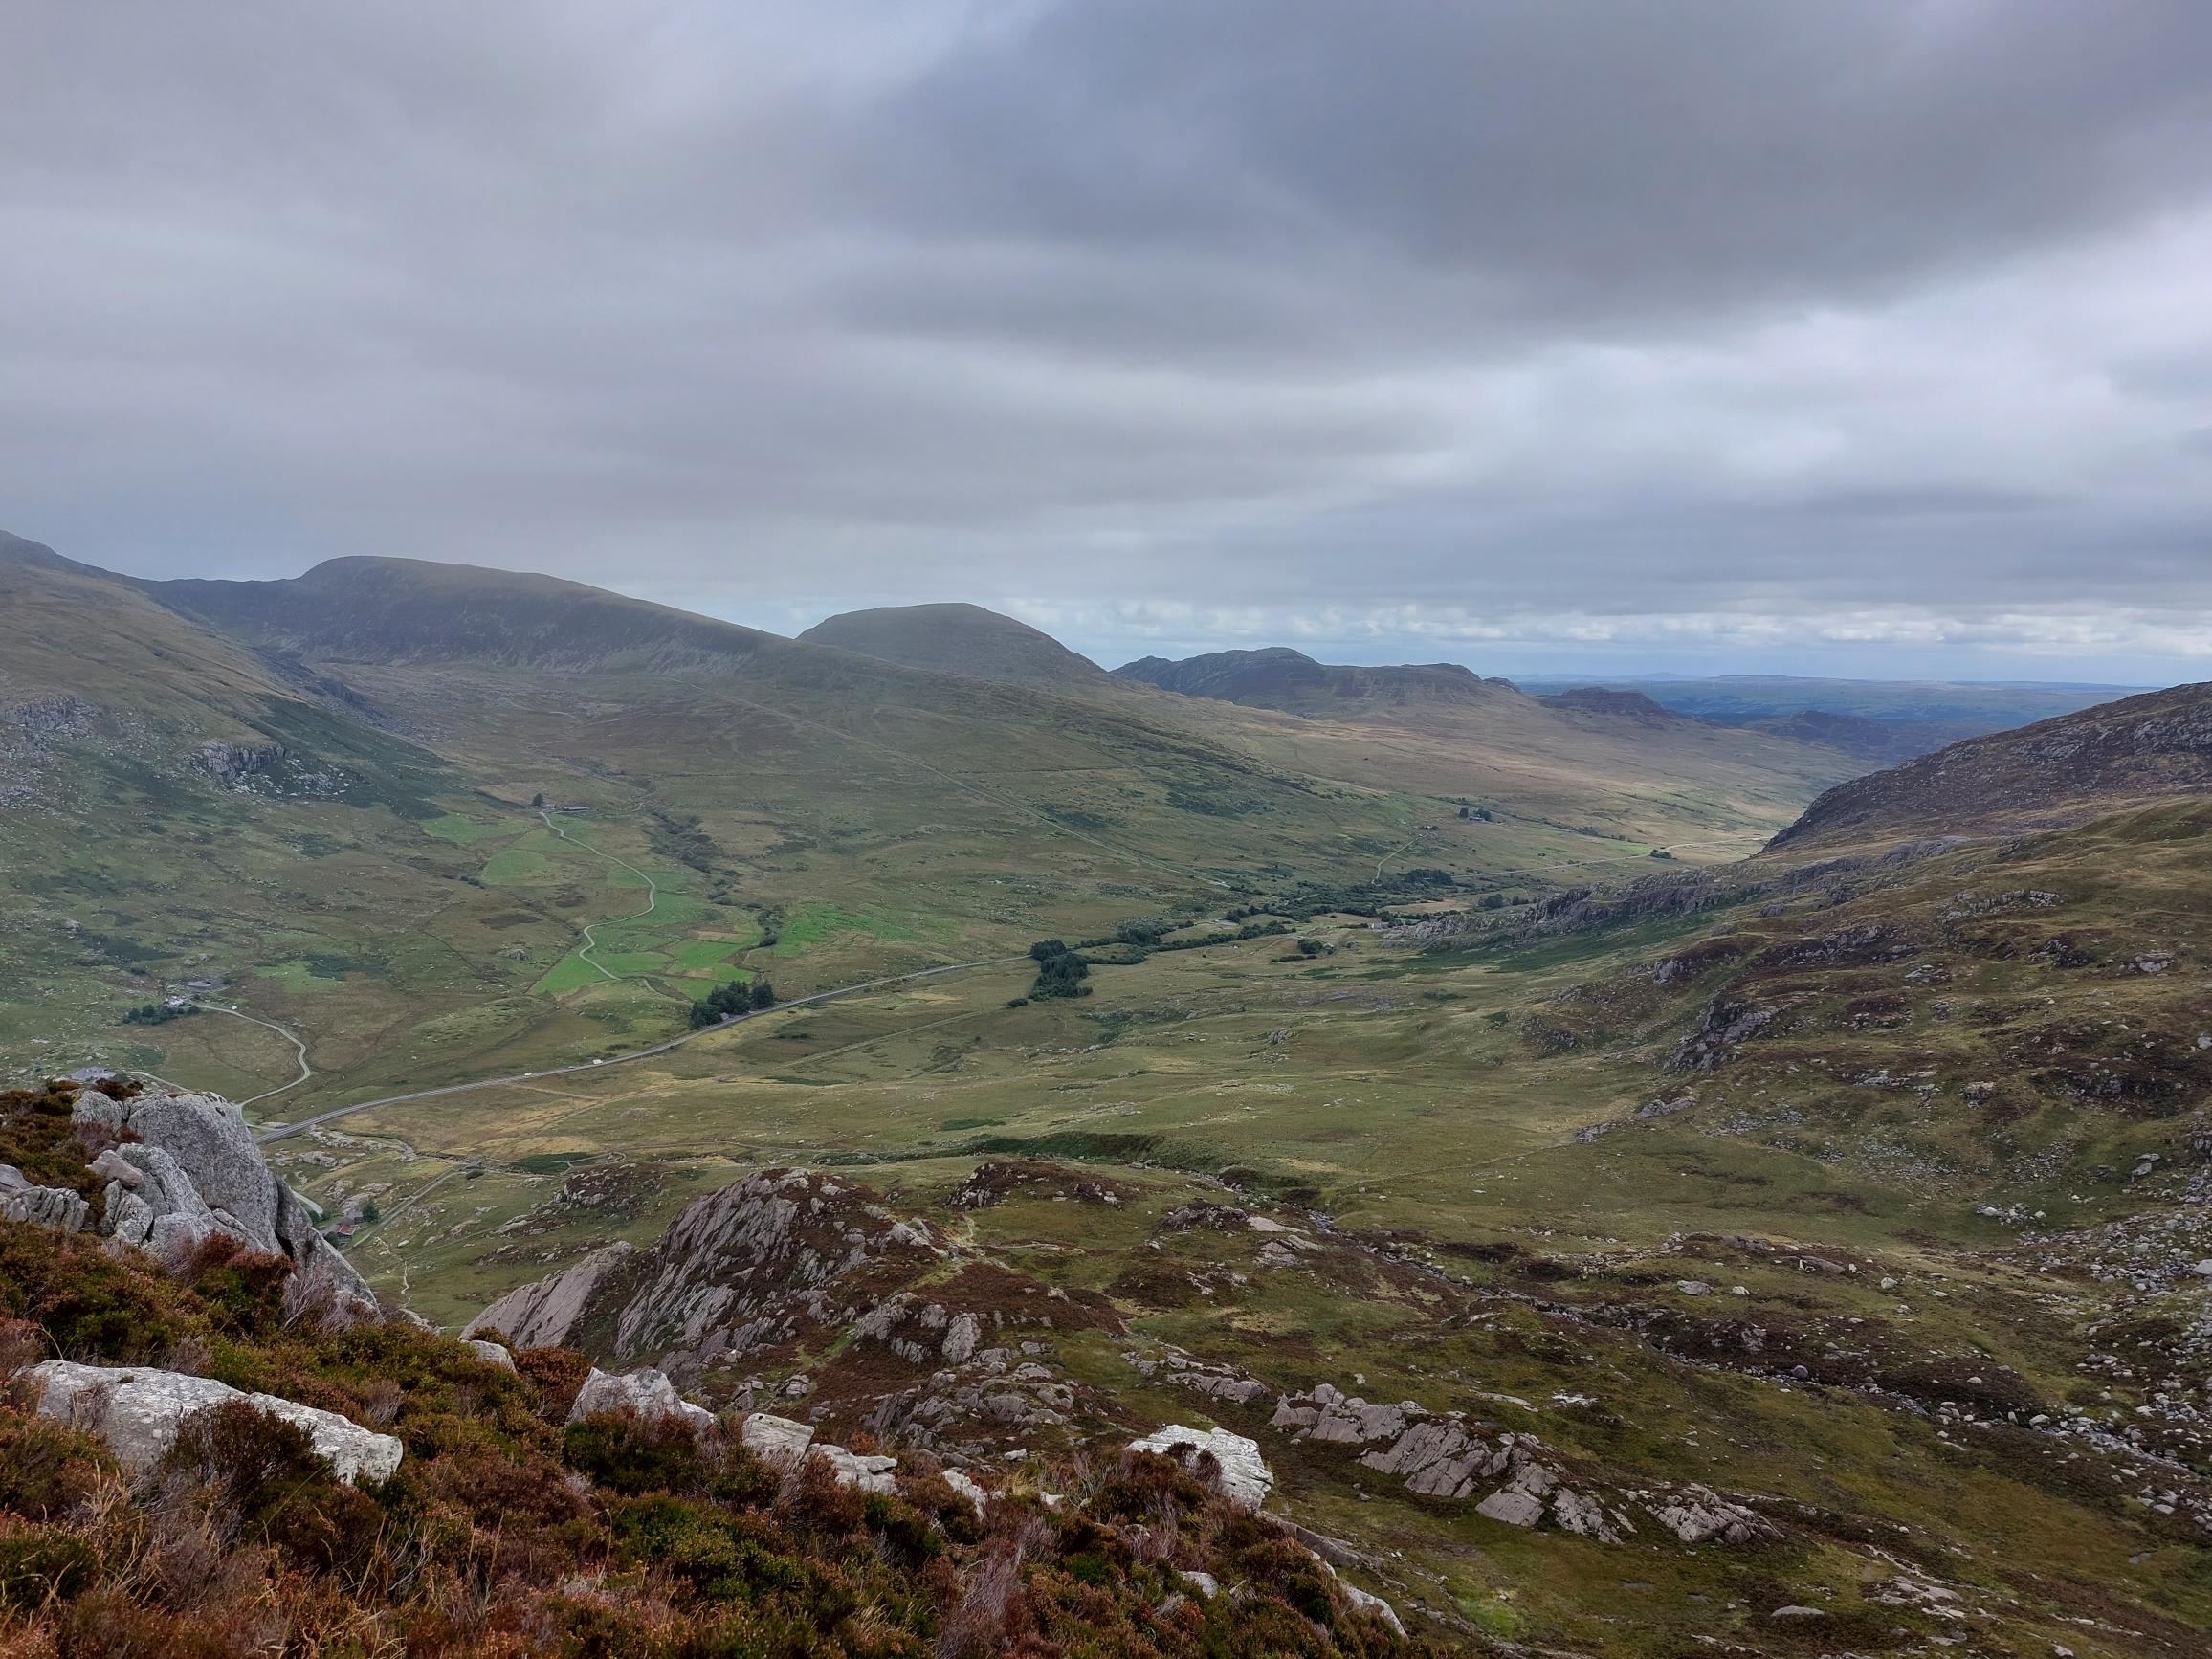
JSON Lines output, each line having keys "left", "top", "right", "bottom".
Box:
{"left": 6, "top": 1, "right": 2211, "bottom": 680}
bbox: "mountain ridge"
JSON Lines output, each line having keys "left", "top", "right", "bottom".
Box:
{"left": 1770, "top": 679, "right": 2212, "bottom": 850}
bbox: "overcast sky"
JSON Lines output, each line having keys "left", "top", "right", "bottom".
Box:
{"left": 6, "top": 2, "right": 2210, "bottom": 678}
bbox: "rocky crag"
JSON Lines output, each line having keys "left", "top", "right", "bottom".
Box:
{"left": 4, "top": 1078, "right": 378, "bottom": 1324}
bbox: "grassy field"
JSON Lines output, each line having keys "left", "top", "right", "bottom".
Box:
{"left": 258, "top": 802, "right": 2212, "bottom": 1652}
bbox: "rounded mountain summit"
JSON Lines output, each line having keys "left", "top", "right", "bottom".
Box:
{"left": 798, "top": 602, "right": 1109, "bottom": 688}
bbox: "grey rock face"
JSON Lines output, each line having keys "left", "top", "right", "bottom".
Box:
{"left": 567, "top": 1366, "right": 716, "bottom": 1431}
{"left": 464, "top": 1338, "right": 517, "bottom": 1370}
{"left": 0, "top": 1163, "right": 90, "bottom": 1232}
{"left": 73, "top": 1089, "right": 377, "bottom": 1322}
{"left": 26, "top": 1359, "right": 402, "bottom": 1483}
{"left": 469, "top": 1169, "right": 942, "bottom": 1385}
{"left": 468, "top": 1241, "right": 637, "bottom": 1349}
{"left": 1127, "top": 1424, "right": 1274, "bottom": 1511}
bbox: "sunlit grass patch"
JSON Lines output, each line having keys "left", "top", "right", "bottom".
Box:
{"left": 532, "top": 951, "right": 607, "bottom": 995}
{"left": 420, "top": 812, "right": 520, "bottom": 845}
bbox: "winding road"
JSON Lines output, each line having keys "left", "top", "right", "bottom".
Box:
{"left": 254, "top": 954, "right": 1023, "bottom": 1144}
{"left": 538, "top": 807, "right": 671, "bottom": 990}
{"left": 189, "top": 1003, "right": 316, "bottom": 1108}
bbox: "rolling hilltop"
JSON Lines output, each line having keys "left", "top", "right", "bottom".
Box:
{"left": 2, "top": 535, "right": 1862, "bottom": 1111}
{"left": 1115, "top": 645, "right": 1513, "bottom": 714}
{"left": 1517, "top": 672, "right": 2146, "bottom": 763}
{"left": 799, "top": 601, "right": 1110, "bottom": 688}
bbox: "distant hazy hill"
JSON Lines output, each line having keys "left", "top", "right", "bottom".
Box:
{"left": 1515, "top": 673, "right": 2142, "bottom": 762}
{"left": 799, "top": 603, "right": 1107, "bottom": 688}
{"left": 1114, "top": 647, "right": 1512, "bottom": 715}
{"left": 1537, "top": 687, "right": 1688, "bottom": 724}
{"left": 1771, "top": 681, "right": 2212, "bottom": 849}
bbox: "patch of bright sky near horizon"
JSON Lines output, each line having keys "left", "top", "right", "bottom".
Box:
{"left": 6, "top": 2, "right": 2212, "bottom": 683}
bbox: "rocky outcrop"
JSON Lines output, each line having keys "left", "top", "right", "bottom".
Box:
{"left": 471, "top": 1170, "right": 941, "bottom": 1385}
{"left": 25, "top": 1360, "right": 402, "bottom": 1483}
{"left": 0, "top": 1164, "right": 90, "bottom": 1231}
{"left": 816, "top": 1442, "right": 900, "bottom": 1494}
{"left": 1641, "top": 1483, "right": 1775, "bottom": 1545}
{"left": 736, "top": 1411, "right": 899, "bottom": 1493}
{"left": 1126, "top": 1424, "right": 1274, "bottom": 1511}
{"left": 1668, "top": 997, "right": 1774, "bottom": 1072}
{"left": 568, "top": 1366, "right": 715, "bottom": 1431}
{"left": 74, "top": 1089, "right": 377, "bottom": 1323}
{"left": 468, "top": 1241, "right": 636, "bottom": 1349}
{"left": 1271, "top": 1382, "right": 1639, "bottom": 1540}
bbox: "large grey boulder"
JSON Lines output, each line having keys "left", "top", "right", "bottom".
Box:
{"left": 739, "top": 1410, "right": 816, "bottom": 1469}
{"left": 1127, "top": 1424, "right": 1274, "bottom": 1511}
{"left": 74, "top": 1089, "right": 377, "bottom": 1323}
{"left": 25, "top": 1359, "right": 402, "bottom": 1484}
{"left": 464, "top": 1338, "right": 517, "bottom": 1371}
{"left": 0, "top": 1164, "right": 89, "bottom": 1232}
{"left": 567, "top": 1366, "right": 715, "bottom": 1431}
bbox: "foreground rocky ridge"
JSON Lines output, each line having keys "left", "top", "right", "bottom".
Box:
{"left": 0, "top": 1078, "right": 1423, "bottom": 1656}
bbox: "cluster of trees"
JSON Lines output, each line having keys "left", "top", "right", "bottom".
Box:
{"left": 689, "top": 976, "right": 776, "bottom": 1029}
{"left": 1027, "top": 940, "right": 1091, "bottom": 1000}
{"left": 649, "top": 809, "right": 722, "bottom": 874}
{"left": 122, "top": 1001, "right": 195, "bottom": 1027}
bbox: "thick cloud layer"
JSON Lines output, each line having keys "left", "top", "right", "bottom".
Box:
{"left": 4, "top": 2, "right": 2209, "bottom": 675}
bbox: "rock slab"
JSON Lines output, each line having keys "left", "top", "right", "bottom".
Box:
{"left": 1127, "top": 1423, "right": 1274, "bottom": 1511}
{"left": 27, "top": 1359, "right": 402, "bottom": 1484}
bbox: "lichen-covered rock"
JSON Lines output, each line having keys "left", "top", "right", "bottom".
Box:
{"left": 464, "top": 1338, "right": 516, "bottom": 1370}
{"left": 0, "top": 1163, "right": 89, "bottom": 1231}
{"left": 568, "top": 1366, "right": 715, "bottom": 1431}
{"left": 25, "top": 1359, "right": 402, "bottom": 1483}
{"left": 739, "top": 1411, "right": 816, "bottom": 1469}
{"left": 942, "top": 1468, "right": 988, "bottom": 1515}
{"left": 1127, "top": 1424, "right": 1274, "bottom": 1511}
{"left": 72, "top": 1088, "right": 376, "bottom": 1322}
{"left": 817, "top": 1443, "right": 898, "bottom": 1493}
{"left": 1340, "top": 1583, "right": 1406, "bottom": 1636}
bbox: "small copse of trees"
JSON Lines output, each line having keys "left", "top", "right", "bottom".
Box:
{"left": 122, "top": 1002, "right": 195, "bottom": 1027}
{"left": 1027, "top": 940, "right": 1091, "bottom": 1001}
{"left": 690, "top": 976, "right": 776, "bottom": 1029}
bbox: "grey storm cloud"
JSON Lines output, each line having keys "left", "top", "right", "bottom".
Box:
{"left": 3, "top": 0, "right": 2210, "bottom": 673}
